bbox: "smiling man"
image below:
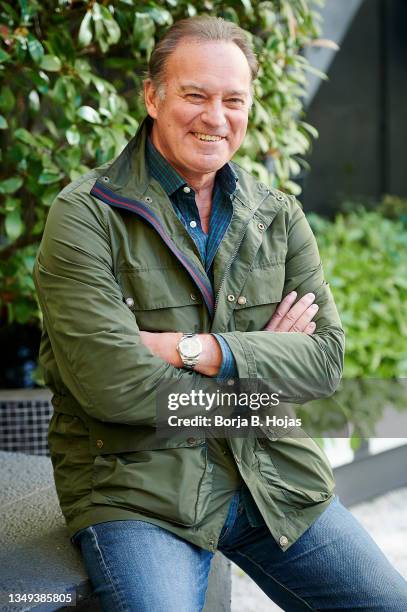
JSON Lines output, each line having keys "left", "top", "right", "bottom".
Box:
{"left": 33, "top": 16, "right": 407, "bottom": 612}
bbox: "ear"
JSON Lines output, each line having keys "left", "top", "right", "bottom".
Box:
{"left": 144, "top": 79, "right": 160, "bottom": 119}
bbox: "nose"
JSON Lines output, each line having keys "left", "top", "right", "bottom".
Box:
{"left": 201, "top": 99, "right": 227, "bottom": 129}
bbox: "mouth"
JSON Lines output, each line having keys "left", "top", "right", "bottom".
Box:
{"left": 191, "top": 132, "right": 226, "bottom": 142}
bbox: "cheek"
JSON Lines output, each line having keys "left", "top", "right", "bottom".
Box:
{"left": 230, "top": 117, "right": 248, "bottom": 145}
{"left": 172, "top": 105, "right": 198, "bottom": 128}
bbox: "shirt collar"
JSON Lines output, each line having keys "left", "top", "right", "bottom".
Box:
{"left": 145, "top": 136, "right": 238, "bottom": 198}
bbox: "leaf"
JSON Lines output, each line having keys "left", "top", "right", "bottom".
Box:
{"left": 27, "top": 33, "right": 44, "bottom": 63}
{"left": 5, "top": 209, "right": 23, "bottom": 240}
{"left": 78, "top": 11, "right": 93, "bottom": 46}
{"left": 0, "top": 86, "right": 15, "bottom": 112}
{"left": 0, "top": 177, "right": 23, "bottom": 194}
{"left": 0, "top": 48, "right": 10, "bottom": 62}
{"left": 66, "top": 126, "right": 80, "bottom": 145}
{"left": 77, "top": 105, "right": 101, "bottom": 124}
{"left": 146, "top": 7, "right": 173, "bottom": 26}
{"left": 308, "top": 38, "right": 339, "bottom": 51}
{"left": 15, "top": 127, "right": 36, "bottom": 145}
{"left": 240, "top": 0, "right": 253, "bottom": 13}
{"left": 28, "top": 89, "right": 40, "bottom": 111}
{"left": 0, "top": 114, "right": 7, "bottom": 129}
{"left": 38, "top": 171, "right": 64, "bottom": 184}
{"left": 100, "top": 6, "right": 121, "bottom": 45}
{"left": 40, "top": 54, "right": 62, "bottom": 72}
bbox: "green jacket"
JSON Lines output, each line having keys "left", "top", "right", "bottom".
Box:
{"left": 33, "top": 117, "right": 344, "bottom": 552}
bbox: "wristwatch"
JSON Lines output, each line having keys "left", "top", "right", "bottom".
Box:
{"left": 177, "top": 333, "right": 203, "bottom": 369}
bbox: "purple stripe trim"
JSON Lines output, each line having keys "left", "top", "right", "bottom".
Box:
{"left": 90, "top": 182, "right": 214, "bottom": 316}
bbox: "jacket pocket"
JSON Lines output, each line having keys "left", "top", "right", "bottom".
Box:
{"left": 233, "top": 265, "right": 285, "bottom": 332}
{"left": 254, "top": 435, "right": 334, "bottom": 510}
{"left": 117, "top": 267, "right": 203, "bottom": 332}
{"left": 91, "top": 440, "right": 213, "bottom": 527}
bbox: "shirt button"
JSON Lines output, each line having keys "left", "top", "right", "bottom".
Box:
{"left": 190, "top": 293, "right": 197, "bottom": 301}
{"left": 189, "top": 220, "right": 197, "bottom": 228}
{"left": 183, "top": 186, "right": 191, "bottom": 194}
{"left": 96, "top": 439, "right": 104, "bottom": 449}
{"left": 187, "top": 437, "right": 196, "bottom": 445}
{"left": 125, "top": 297, "right": 134, "bottom": 308}
{"left": 227, "top": 294, "right": 235, "bottom": 302}
{"left": 237, "top": 296, "right": 247, "bottom": 305}
{"left": 279, "top": 535, "right": 288, "bottom": 547}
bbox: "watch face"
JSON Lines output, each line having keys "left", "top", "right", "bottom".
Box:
{"left": 181, "top": 336, "right": 202, "bottom": 358}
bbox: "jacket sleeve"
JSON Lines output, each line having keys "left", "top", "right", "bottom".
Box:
{"left": 217, "top": 196, "right": 345, "bottom": 402}
{"left": 33, "top": 185, "right": 201, "bottom": 426}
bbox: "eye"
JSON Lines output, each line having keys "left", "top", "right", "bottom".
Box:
{"left": 186, "top": 93, "right": 205, "bottom": 101}
{"left": 227, "top": 98, "right": 245, "bottom": 105}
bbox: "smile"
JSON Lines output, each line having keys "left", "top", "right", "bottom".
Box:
{"left": 192, "top": 132, "right": 225, "bottom": 142}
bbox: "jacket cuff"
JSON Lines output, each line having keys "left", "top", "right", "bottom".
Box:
{"left": 214, "top": 331, "right": 257, "bottom": 379}
{"left": 211, "top": 333, "right": 238, "bottom": 381}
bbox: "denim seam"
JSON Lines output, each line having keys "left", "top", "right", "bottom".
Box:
{"left": 88, "top": 526, "right": 128, "bottom": 612}
{"left": 232, "top": 549, "right": 316, "bottom": 611}
{"left": 218, "top": 493, "right": 240, "bottom": 545}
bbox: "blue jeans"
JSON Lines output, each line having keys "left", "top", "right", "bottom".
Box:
{"left": 73, "top": 493, "right": 407, "bottom": 611}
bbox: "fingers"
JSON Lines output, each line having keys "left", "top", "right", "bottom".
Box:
{"left": 304, "top": 322, "right": 317, "bottom": 335}
{"left": 263, "top": 291, "right": 297, "bottom": 331}
{"left": 265, "top": 292, "right": 319, "bottom": 333}
{"left": 275, "top": 292, "right": 317, "bottom": 332}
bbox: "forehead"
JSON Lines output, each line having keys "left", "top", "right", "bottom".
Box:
{"left": 164, "top": 39, "right": 252, "bottom": 93}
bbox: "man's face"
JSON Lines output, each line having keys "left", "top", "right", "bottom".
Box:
{"left": 144, "top": 39, "right": 252, "bottom": 181}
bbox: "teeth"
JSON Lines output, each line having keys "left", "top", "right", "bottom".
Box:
{"left": 193, "top": 132, "right": 223, "bottom": 141}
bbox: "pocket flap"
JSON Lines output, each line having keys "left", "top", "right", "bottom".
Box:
{"left": 118, "top": 268, "right": 203, "bottom": 310}
{"left": 235, "top": 266, "right": 285, "bottom": 309}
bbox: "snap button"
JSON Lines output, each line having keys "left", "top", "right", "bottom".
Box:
{"left": 183, "top": 186, "right": 191, "bottom": 194}
{"left": 145, "top": 196, "right": 152, "bottom": 203}
{"left": 227, "top": 294, "right": 235, "bottom": 302}
{"left": 257, "top": 222, "right": 265, "bottom": 231}
{"left": 187, "top": 437, "right": 196, "bottom": 445}
{"left": 237, "top": 296, "right": 247, "bottom": 305}
{"left": 276, "top": 193, "right": 285, "bottom": 201}
{"left": 189, "top": 220, "right": 197, "bottom": 228}
{"left": 227, "top": 378, "right": 235, "bottom": 386}
{"left": 101, "top": 176, "right": 110, "bottom": 183}
{"left": 279, "top": 535, "right": 289, "bottom": 547}
{"left": 125, "top": 297, "right": 134, "bottom": 308}
{"left": 96, "top": 439, "right": 104, "bottom": 449}
{"left": 190, "top": 293, "right": 197, "bottom": 301}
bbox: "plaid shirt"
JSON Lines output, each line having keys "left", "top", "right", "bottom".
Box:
{"left": 146, "top": 137, "right": 237, "bottom": 379}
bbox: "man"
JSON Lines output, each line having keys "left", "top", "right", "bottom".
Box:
{"left": 34, "top": 15, "right": 407, "bottom": 612}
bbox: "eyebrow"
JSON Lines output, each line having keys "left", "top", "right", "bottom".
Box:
{"left": 179, "top": 83, "right": 248, "bottom": 97}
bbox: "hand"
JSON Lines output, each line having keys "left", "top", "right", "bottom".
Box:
{"left": 263, "top": 291, "right": 318, "bottom": 334}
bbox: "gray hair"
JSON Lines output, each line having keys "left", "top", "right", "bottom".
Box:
{"left": 147, "top": 15, "right": 258, "bottom": 99}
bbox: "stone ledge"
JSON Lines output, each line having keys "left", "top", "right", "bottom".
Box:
{"left": 0, "top": 451, "right": 230, "bottom": 611}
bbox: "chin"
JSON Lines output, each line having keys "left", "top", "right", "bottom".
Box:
{"left": 192, "top": 156, "right": 227, "bottom": 172}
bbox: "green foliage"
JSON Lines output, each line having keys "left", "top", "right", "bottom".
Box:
{"left": 300, "top": 209, "right": 407, "bottom": 441}
{"left": 0, "top": 0, "right": 326, "bottom": 325}
{"left": 308, "top": 210, "right": 407, "bottom": 378}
